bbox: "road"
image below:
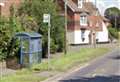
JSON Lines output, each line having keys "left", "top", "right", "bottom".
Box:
{"left": 59, "top": 48, "right": 120, "bottom": 82}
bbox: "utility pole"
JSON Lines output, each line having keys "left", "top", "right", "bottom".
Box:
{"left": 0, "top": 61, "right": 3, "bottom": 80}
{"left": 94, "top": 0, "right": 97, "bottom": 48}
{"left": 64, "top": 0, "right": 67, "bottom": 55}
{"left": 115, "top": 15, "right": 117, "bottom": 30}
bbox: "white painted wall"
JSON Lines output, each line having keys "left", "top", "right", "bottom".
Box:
{"left": 67, "top": 31, "right": 75, "bottom": 44}
{"left": 96, "top": 22, "right": 109, "bottom": 42}
{"left": 74, "top": 30, "right": 90, "bottom": 44}
{"left": 67, "top": 22, "right": 109, "bottom": 44}
{"left": 67, "top": 30, "right": 90, "bottom": 44}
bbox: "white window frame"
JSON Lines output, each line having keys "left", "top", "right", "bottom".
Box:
{"left": 80, "top": 15, "right": 88, "bottom": 26}
{"left": 78, "top": 0, "right": 83, "bottom": 8}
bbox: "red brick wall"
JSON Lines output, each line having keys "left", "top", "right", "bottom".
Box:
{"left": 74, "top": 13, "right": 80, "bottom": 30}
{"left": 0, "top": 0, "right": 21, "bottom": 17}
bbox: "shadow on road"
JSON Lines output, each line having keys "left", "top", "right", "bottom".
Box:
{"left": 59, "top": 75, "right": 120, "bottom": 82}
{"left": 108, "top": 54, "right": 120, "bottom": 60}
{"left": 111, "top": 55, "right": 120, "bottom": 60}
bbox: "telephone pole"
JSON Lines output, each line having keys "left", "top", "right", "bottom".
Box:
{"left": 64, "top": 0, "right": 68, "bottom": 54}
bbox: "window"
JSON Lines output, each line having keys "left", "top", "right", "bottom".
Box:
{"left": 78, "top": 0, "right": 83, "bottom": 8}
{"left": 80, "top": 15, "right": 88, "bottom": 26}
{"left": 81, "top": 29, "right": 85, "bottom": 41}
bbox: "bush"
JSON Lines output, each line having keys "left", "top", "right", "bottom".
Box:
{"left": 108, "top": 27, "right": 119, "bottom": 39}
{"left": 50, "top": 39, "right": 58, "bottom": 53}
{"left": 0, "top": 17, "right": 11, "bottom": 61}
{"left": 18, "top": 0, "right": 65, "bottom": 57}
{"left": 0, "top": 6, "right": 23, "bottom": 61}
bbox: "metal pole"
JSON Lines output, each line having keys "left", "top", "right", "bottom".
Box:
{"left": 64, "top": 0, "right": 67, "bottom": 55}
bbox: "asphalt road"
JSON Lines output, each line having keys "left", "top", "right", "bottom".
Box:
{"left": 59, "top": 48, "right": 120, "bottom": 82}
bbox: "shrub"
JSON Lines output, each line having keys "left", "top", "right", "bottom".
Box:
{"left": 0, "top": 17, "right": 11, "bottom": 61}
{"left": 108, "top": 27, "right": 119, "bottom": 39}
{"left": 0, "top": 6, "right": 23, "bottom": 61}
{"left": 18, "top": 0, "right": 65, "bottom": 57}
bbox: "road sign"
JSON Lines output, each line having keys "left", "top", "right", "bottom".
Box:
{"left": 43, "top": 14, "right": 50, "bottom": 23}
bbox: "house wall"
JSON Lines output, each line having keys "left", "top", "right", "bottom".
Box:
{"left": 67, "top": 13, "right": 109, "bottom": 44}
{"left": 67, "top": 31, "right": 75, "bottom": 44}
{"left": 67, "top": 7, "right": 75, "bottom": 30}
{"left": 74, "top": 30, "right": 90, "bottom": 44}
{"left": 0, "top": 0, "right": 21, "bottom": 17}
{"left": 96, "top": 22, "right": 109, "bottom": 42}
{"left": 67, "top": 30, "right": 90, "bottom": 44}
{"left": 67, "top": 12, "right": 91, "bottom": 44}
{"left": 74, "top": 13, "right": 80, "bottom": 30}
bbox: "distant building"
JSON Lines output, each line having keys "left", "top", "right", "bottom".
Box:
{"left": 57, "top": 0, "right": 109, "bottom": 44}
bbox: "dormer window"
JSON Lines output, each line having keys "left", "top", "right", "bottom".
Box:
{"left": 78, "top": 0, "right": 83, "bottom": 8}
{"left": 80, "top": 15, "right": 88, "bottom": 26}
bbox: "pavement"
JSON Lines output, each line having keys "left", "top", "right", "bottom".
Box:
{"left": 43, "top": 47, "right": 120, "bottom": 82}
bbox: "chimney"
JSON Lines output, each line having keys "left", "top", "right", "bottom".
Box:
{"left": 78, "top": 0, "right": 83, "bottom": 8}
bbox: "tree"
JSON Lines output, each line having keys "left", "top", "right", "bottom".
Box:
{"left": 0, "top": 5, "right": 23, "bottom": 61}
{"left": 104, "top": 7, "right": 120, "bottom": 30}
{"left": 18, "top": 0, "right": 64, "bottom": 57}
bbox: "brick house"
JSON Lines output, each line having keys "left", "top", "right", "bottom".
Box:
{"left": 0, "top": 0, "right": 21, "bottom": 17}
{"left": 57, "top": 0, "right": 109, "bottom": 44}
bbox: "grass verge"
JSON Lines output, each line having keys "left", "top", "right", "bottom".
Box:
{"left": 0, "top": 48, "right": 110, "bottom": 82}
{"left": 32, "top": 48, "right": 110, "bottom": 71}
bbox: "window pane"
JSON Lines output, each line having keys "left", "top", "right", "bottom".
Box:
{"left": 80, "top": 15, "right": 87, "bottom": 25}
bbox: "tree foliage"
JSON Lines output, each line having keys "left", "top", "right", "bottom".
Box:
{"left": 0, "top": 5, "right": 23, "bottom": 61}
{"left": 104, "top": 7, "right": 120, "bottom": 30}
{"left": 18, "top": 0, "right": 64, "bottom": 57}
{"left": 0, "top": 0, "right": 64, "bottom": 60}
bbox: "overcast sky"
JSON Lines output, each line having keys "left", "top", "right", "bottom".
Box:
{"left": 90, "top": 0, "right": 120, "bottom": 16}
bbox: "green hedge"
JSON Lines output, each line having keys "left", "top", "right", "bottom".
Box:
{"left": 108, "top": 27, "right": 119, "bottom": 39}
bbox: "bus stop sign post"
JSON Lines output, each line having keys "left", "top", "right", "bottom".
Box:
{"left": 43, "top": 14, "right": 51, "bottom": 70}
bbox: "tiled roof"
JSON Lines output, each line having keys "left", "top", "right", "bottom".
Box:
{"left": 88, "top": 16, "right": 103, "bottom": 31}
{"left": 63, "top": 0, "right": 97, "bottom": 15}
{"left": 65, "top": 0, "right": 89, "bottom": 13}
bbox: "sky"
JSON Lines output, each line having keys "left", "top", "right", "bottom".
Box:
{"left": 90, "top": 0, "right": 120, "bottom": 16}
